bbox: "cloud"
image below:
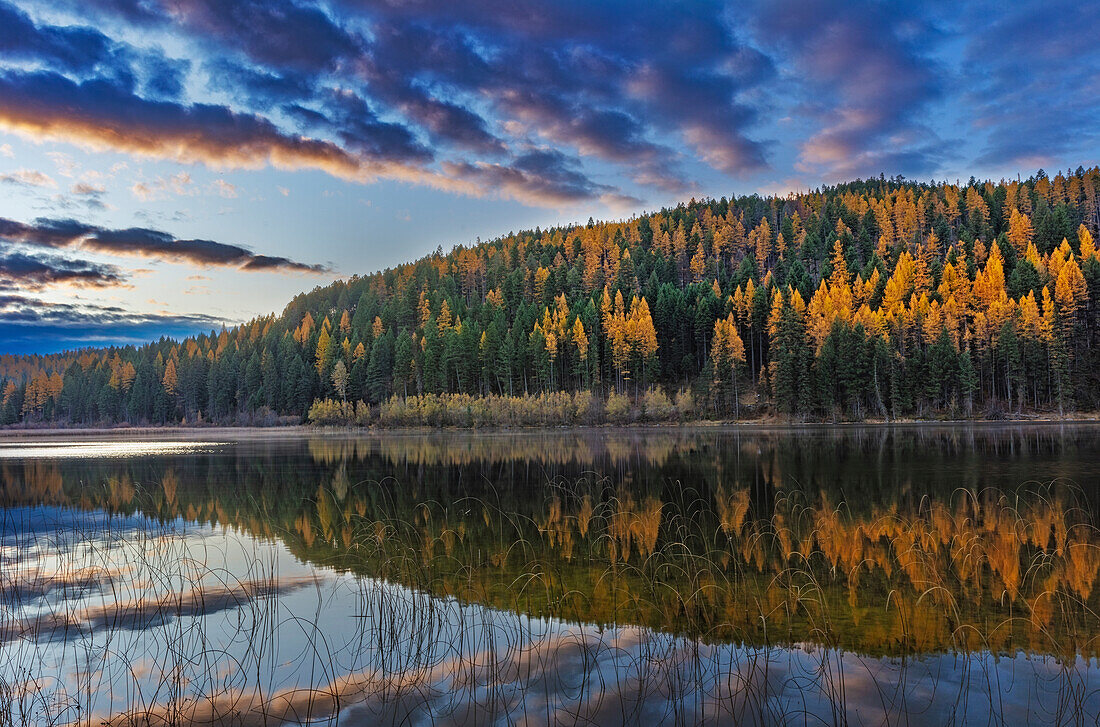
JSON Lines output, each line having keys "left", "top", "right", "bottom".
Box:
{"left": 354, "top": 1, "right": 772, "bottom": 175}
{"left": 202, "top": 58, "right": 313, "bottom": 110}
{"left": 442, "top": 149, "right": 642, "bottom": 209}
{"left": 88, "top": 230, "right": 328, "bottom": 273}
{"left": 285, "top": 89, "right": 431, "bottom": 163}
{"left": 961, "top": 0, "right": 1100, "bottom": 170}
{"left": 0, "top": 0, "right": 118, "bottom": 73}
{"left": 129, "top": 182, "right": 156, "bottom": 201}
{"left": 23, "top": 0, "right": 1098, "bottom": 206}
{"left": 164, "top": 0, "right": 359, "bottom": 73}
{"left": 49, "top": 0, "right": 774, "bottom": 202}
{"left": 0, "top": 0, "right": 192, "bottom": 110}
{"left": 71, "top": 181, "right": 106, "bottom": 196}
{"left": 130, "top": 171, "right": 196, "bottom": 201}
{"left": 138, "top": 50, "right": 191, "bottom": 98}
{"left": 0, "top": 246, "right": 126, "bottom": 289}
{"left": 0, "top": 69, "right": 582, "bottom": 208}
{"left": 47, "top": 181, "right": 111, "bottom": 211}
{"left": 46, "top": 151, "right": 79, "bottom": 177}
{"left": 0, "top": 144, "right": 11, "bottom": 158}
{"left": 210, "top": 179, "right": 238, "bottom": 198}
{"left": 0, "top": 216, "right": 329, "bottom": 273}
{"left": 354, "top": 24, "right": 505, "bottom": 155}
{"left": 0, "top": 169, "right": 57, "bottom": 188}
{"left": 388, "top": 87, "right": 506, "bottom": 156}
{"left": 494, "top": 91, "right": 690, "bottom": 193}
{"left": 752, "top": 0, "right": 948, "bottom": 179}
{"left": 624, "top": 61, "right": 768, "bottom": 176}
{"left": 0, "top": 292, "right": 230, "bottom": 354}
{"left": 67, "top": 182, "right": 108, "bottom": 209}
{"left": 0, "top": 70, "right": 369, "bottom": 180}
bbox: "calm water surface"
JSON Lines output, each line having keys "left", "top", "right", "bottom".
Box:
{"left": 2, "top": 424, "right": 1100, "bottom": 725}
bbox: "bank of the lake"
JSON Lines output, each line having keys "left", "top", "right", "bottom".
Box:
{"left": 5, "top": 412, "right": 1100, "bottom": 438}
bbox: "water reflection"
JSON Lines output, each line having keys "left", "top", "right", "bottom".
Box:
{"left": 0, "top": 440, "right": 223, "bottom": 460}
{"left": 2, "top": 425, "right": 1100, "bottom": 724}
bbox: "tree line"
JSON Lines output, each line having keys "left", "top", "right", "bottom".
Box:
{"left": 3, "top": 166, "right": 1100, "bottom": 426}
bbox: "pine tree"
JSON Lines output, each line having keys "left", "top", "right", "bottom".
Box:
{"left": 331, "top": 360, "right": 349, "bottom": 403}
{"left": 1007, "top": 208, "right": 1034, "bottom": 255}
{"left": 315, "top": 327, "right": 331, "bottom": 376}
{"left": 710, "top": 314, "right": 746, "bottom": 417}
{"left": 162, "top": 359, "right": 178, "bottom": 397}
{"left": 365, "top": 332, "right": 393, "bottom": 402}
{"left": 392, "top": 330, "right": 414, "bottom": 398}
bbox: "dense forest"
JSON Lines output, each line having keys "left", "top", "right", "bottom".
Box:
{"left": 3, "top": 167, "right": 1100, "bottom": 426}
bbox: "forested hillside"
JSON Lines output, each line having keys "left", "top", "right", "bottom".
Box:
{"left": 4, "top": 167, "right": 1100, "bottom": 426}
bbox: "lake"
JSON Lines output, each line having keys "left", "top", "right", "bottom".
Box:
{"left": 2, "top": 424, "right": 1100, "bottom": 725}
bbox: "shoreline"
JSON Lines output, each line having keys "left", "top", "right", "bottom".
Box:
{"left": 3, "top": 417, "right": 1100, "bottom": 439}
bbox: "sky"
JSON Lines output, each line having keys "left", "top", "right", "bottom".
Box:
{"left": 0, "top": 0, "right": 1097, "bottom": 354}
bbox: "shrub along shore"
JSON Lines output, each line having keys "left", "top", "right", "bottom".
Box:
{"left": 307, "top": 390, "right": 690, "bottom": 427}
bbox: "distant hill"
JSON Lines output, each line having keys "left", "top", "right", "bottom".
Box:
{"left": 3, "top": 167, "right": 1100, "bottom": 426}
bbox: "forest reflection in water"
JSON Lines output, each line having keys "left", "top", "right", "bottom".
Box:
{"left": 2, "top": 424, "right": 1100, "bottom": 725}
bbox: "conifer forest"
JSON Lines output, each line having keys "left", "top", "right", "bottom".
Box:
{"left": 4, "top": 168, "right": 1100, "bottom": 426}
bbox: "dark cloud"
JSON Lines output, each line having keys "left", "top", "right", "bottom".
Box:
{"left": 0, "top": 216, "right": 329, "bottom": 273}
{"left": 88, "top": 231, "right": 330, "bottom": 274}
{"left": 289, "top": 89, "right": 432, "bottom": 163}
{"left": 348, "top": 1, "right": 772, "bottom": 174}
{"left": 962, "top": 0, "right": 1100, "bottom": 168}
{"left": 0, "top": 246, "right": 126, "bottom": 289}
{"left": 55, "top": 0, "right": 774, "bottom": 198}
{"left": 443, "top": 149, "right": 642, "bottom": 209}
{"left": 15, "top": 0, "right": 1095, "bottom": 207}
{"left": 0, "top": 292, "right": 111, "bottom": 317}
{"left": 0, "top": 68, "right": 519, "bottom": 203}
{"left": 66, "top": 0, "right": 359, "bottom": 71}
{"left": 60, "top": 0, "right": 163, "bottom": 25}
{"left": 0, "top": 1, "right": 190, "bottom": 102}
{"left": 240, "top": 254, "right": 323, "bottom": 272}
{"left": 0, "top": 218, "right": 95, "bottom": 247}
{"left": 0, "top": 293, "right": 229, "bottom": 354}
{"left": 493, "top": 91, "right": 689, "bottom": 193}
{"left": 203, "top": 59, "right": 314, "bottom": 110}
{"left": 0, "top": 70, "right": 370, "bottom": 178}
{"left": 752, "top": 0, "right": 947, "bottom": 178}
{"left": 355, "top": 24, "right": 505, "bottom": 154}
{"left": 369, "top": 81, "right": 505, "bottom": 156}
{"left": 625, "top": 63, "right": 767, "bottom": 176}
{"left": 139, "top": 52, "right": 191, "bottom": 98}
{"left": 0, "top": 0, "right": 117, "bottom": 73}
{"left": 165, "top": 0, "right": 360, "bottom": 73}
